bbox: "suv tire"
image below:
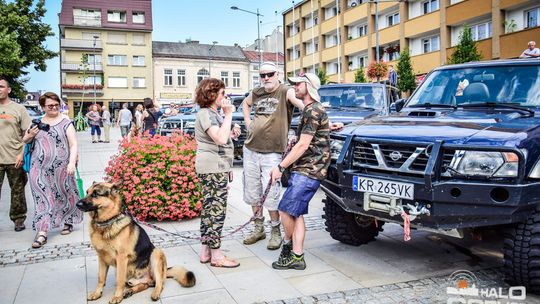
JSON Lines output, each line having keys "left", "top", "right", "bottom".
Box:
{"left": 504, "top": 209, "right": 540, "bottom": 293}
{"left": 322, "top": 196, "right": 384, "bottom": 246}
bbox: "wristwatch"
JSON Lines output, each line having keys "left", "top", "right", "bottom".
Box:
{"left": 278, "top": 164, "right": 285, "bottom": 173}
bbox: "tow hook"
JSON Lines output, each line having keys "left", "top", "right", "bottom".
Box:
{"left": 403, "top": 203, "right": 431, "bottom": 221}
{"left": 395, "top": 204, "right": 431, "bottom": 242}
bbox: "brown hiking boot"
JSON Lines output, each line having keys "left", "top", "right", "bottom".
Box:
{"left": 14, "top": 218, "right": 25, "bottom": 232}
{"left": 267, "top": 224, "right": 282, "bottom": 250}
{"left": 243, "top": 217, "right": 266, "bottom": 245}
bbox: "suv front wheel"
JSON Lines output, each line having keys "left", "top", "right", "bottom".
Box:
{"left": 504, "top": 208, "right": 540, "bottom": 293}
{"left": 322, "top": 196, "right": 384, "bottom": 246}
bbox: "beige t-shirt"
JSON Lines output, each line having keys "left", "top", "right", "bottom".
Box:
{"left": 195, "top": 108, "right": 234, "bottom": 174}
{"left": 0, "top": 101, "right": 31, "bottom": 164}
{"left": 244, "top": 84, "right": 293, "bottom": 153}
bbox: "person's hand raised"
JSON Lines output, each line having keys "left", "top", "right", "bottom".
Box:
{"left": 221, "top": 97, "right": 235, "bottom": 116}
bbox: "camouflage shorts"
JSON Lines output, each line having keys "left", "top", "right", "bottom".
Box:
{"left": 198, "top": 172, "right": 229, "bottom": 249}
{"left": 0, "top": 164, "right": 28, "bottom": 222}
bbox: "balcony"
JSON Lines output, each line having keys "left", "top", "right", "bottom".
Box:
{"left": 404, "top": 11, "right": 440, "bottom": 38}
{"left": 61, "top": 61, "right": 103, "bottom": 72}
{"left": 371, "top": 25, "right": 400, "bottom": 45}
{"left": 344, "top": 3, "right": 368, "bottom": 25}
{"left": 302, "top": 52, "right": 320, "bottom": 68}
{"left": 500, "top": 27, "right": 540, "bottom": 59}
{"left": 73, "top": 15, "right": 101, "bottom": 27}
{"left": 302, "top": 25, "right": 319, "bottom": 42}
{"left": 446, "top": 38, "right": 492, "bottom": 61}
{"left": 321, "top": 16, "right": 338, "bottom": 35}
{"left": 61, "top": 84, "right": 104, "bottom": 96}
{"left": 61, "top": 39, "right": 102, "bottom": 50}
{"left": 500, "top": 0, "right": 531, "bottom": 10}
{"left": 321, "top": 45, "right": 339, "bottom": 62}
{"left": 446, "top": 0, "right": 490, "bottom": 26}
{"left": 286, "top": 58, "right": 302, "bottom": 73}
{"left": 344, "top": 36, "right": 368, "bottom": 55}
{"left": 411, "top": 51, "right": 440, "bottom": 74}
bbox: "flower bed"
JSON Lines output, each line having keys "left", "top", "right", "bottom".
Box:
{"left": 105, "top": 133, "right": 202, "bottom": 221}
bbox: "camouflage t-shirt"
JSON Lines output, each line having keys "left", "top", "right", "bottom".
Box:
{"left": 291, "top": 101, "right": 330, "bottom": 181}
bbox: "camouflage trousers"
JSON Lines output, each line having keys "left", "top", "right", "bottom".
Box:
{"left": 198, "top": 172, "right": 229, "bottom": 249}
{"left": 0, "top": 164, "right": 28, "bottom": 222}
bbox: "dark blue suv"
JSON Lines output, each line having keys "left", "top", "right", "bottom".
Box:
{"left": 324, "top": 59, "right": 540, "bottom": 292}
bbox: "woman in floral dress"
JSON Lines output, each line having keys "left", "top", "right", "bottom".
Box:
{"left": 22, "top": 92, "right": 82, "bottom": 248}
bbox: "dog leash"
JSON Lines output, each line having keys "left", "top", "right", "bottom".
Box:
{"left": 127, "top": 140, "right": 296, "bottom": 242}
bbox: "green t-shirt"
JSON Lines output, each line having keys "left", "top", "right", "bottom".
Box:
{"left": 0, "top": 101, "right": 31, "bottom": 164}
{"left": 195, "top": 108, "right": 234, "bottom": 174}
{"left": 292, "top": 101, "right": 331, "bottom": 181}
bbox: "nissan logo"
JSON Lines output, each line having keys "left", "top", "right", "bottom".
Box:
{"left": 389, "top": 151, "right": 402, "bottom": 161}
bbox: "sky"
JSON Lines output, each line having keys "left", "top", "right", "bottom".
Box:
{"left": 26, "top": 0, "right": 296, "bottom": 92}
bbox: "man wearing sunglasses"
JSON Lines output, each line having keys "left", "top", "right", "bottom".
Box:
{"left": 241, "top": 62, "right": 304, "bottom": 250}
{"left": 0, "top": 76, "right": 31, "bottom": 232}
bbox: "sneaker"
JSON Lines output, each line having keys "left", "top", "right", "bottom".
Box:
{"left": 272, "top": 251, "right": 306, "bottom": 270}
{"left": 275, "top": 241, "right": 292, "bottom": 265}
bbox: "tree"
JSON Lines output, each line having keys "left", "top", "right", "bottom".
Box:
{"left": 0, "top": 0, "right": 56, "bottom": 99}
{"left": 396, "top": 48, "right": 416, "bottom": 95}
{"left": 354, "top": 67, "right": 367, "bottom": 83}
{"left": 317, "top": 69, "right": 329, "bottom": 85}
{"left": 448, "top": 25, "right": 481, "bottom": 64}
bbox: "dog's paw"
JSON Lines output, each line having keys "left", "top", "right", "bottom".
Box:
{"left": 87, "top": 291, "right": 102, "bottom": 301}
{"left": 150, "top": 291, "right": 160, "bottom": 301}
{"left": 109, "top": 295, "right": 123, "bottom": 304}
{"left": 123, "top": 289, "right": 133, "bottom": 299}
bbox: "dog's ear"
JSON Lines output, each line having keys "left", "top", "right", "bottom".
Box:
{"left": 111, "top": 183, "right": 121, "bottom": 195}
{"left": 92, "top": 181, "right": 97, "bottom": 185}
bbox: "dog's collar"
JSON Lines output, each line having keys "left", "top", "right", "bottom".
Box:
{"left": 93, "top": 213, "right": 128, "bottom": 228}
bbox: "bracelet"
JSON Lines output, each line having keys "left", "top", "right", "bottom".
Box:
{"left": 278, "top": 164, "right": 285, "bottom": 173}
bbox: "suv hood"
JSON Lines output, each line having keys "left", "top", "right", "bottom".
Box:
{"left": 291, "top": 109, "right": 380, "bottom": 126}
{"left": 161, "top": 111, "right": 245, "bottom": 123}
{"left": 340, "top": 109, "right": 540, "bottom": 146}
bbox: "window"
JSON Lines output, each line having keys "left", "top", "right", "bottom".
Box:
{"left": 252, "top": 64, "right": 259, "bottom": 71}
{"left": 107, "top": 55, "right": 126, "bottom": 66}
{"left": 289, "top": 22, "right": 300, "bottom": 36}
{"left": 525, "top": 7, "right": 539, "bottom": 28}
{"left": 387, "top": 12, "right": 400, "bottom": 26}
{"left": 197, "top": 68, "right": 210, "bottom": 83}
{"left": 73, "top": 9, "right": 101, "bottom": 26}
{"left": 132, "top": 12, "right": 145, "bottom": 24}
{"left": 177, "top": 69, "right": 186, "bottom": 86}
{"left": 349, "top": 24, "right": 367, "bottom": 39}
{"left": 233, "top": 72, "right": 240, "bottom": 88}
{"left": 84, "top": 76, "right": 102, "bottom": 86}
{"left": 422, "top": 35, "right": 440, "bottom": 53}
{"left": 326, "top": 61, "right": 339, "bottom": 75}
{"left": 422, "top": 0, "right": 439, "bottom": 14}
{"left": 86, "top": 54, "right": 101, "bottom": 63}
{"left": 164, "top": 69, "right": 173, "bottom": 86}
{"left": 108, "top": 77, "right": 127, "bottom": 88}
{"left": 305, "top": 40, "right": 319, "bottom": 55}
{"left": 325, "top": 34, "right": 338, "bottom": 48}
{"left": 132, "top": 56, "right": 145, "bottom": 66}
{"left": 349, "top": 55, "right": 368, "bottom": 70}
{"left": 304, "top": 12, "right": 318, "bottom": 28}
{"left": 132, "top": 33, "right": 145, "bottom": 45}
{"left": 107, "top": 11, "right": 126, "bottom": 23}
{"left": 252, "top": 75, "right": 260, "bottom": 88}
{"left": 470, "top": 21, "right": 492, "bottom": 41}
{"left": 221, "top": 71, "right": 229, "bottom": 87}
{"left": 325, "top": 6, "right": 338, "bottom": 20}
{"left": 133, "top": 77, "right": 145, "bottom": 88}
{"left": 107, "top": 33, "right": 127, "bottom": 44}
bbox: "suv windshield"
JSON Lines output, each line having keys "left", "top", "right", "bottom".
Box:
{"left": 319, "top": 86, "right": 385, "bottom": 110}
{"left": 408, "top": 65, "right": 540, "bottom": 107}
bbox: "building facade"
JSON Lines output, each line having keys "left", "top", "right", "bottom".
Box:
{"left": 59, "top": 0, "right": 153, "bottom": 118}
{"left": 152, "top": 41, "right": 250, "bottom": 106}
{"left": 283, "top": 0, "right": 540, "bottom": 83}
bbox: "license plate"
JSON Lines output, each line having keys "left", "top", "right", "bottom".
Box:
{"left": 352, "top": 176, "right": 414, "bottom": 200}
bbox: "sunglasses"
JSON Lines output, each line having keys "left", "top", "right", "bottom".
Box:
{"left": 45, "top": 104, "right": 60, "bottom": 109}
{"left": 259, "top": 72, "right": 276, "bottom": 79}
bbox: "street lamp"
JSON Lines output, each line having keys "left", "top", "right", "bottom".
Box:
{"left": 230, "top": 6, "right": 263, "bottom": 67}
{"left": 92, "top": 35, "right": 99, "bottom": 104}
{"left": 208, "top": 41, "right": 218, "bottom": 76}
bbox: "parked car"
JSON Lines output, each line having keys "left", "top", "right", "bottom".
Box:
{"left": 24, "top": 104, "right": 43, "bottom": 120}
{"left": 323, "top": 59, "right": 540, "bottom": 292}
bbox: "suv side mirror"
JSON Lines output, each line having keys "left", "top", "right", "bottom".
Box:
{"left": 390, "top": 99, "right": 406, "bottom": 112}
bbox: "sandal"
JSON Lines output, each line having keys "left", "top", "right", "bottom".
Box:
{"left": 32, "top": 233, "right": 47, "bottom": 249}
{"left": 210, "top": 256, "right": 240, "bottom": 268}
{"left": 61, "top": 224, "right": 73, "bottom": 235}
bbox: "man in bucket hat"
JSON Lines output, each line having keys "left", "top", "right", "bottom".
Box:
{"left": 241, "top": 62, "right": 304, "bottom": 250}
{"left": 269, "top": 72, "right": 330, "bottom": 270}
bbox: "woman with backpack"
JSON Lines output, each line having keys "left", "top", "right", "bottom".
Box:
{"left": 142, "top": 97, "right": 160, "bottom": 136}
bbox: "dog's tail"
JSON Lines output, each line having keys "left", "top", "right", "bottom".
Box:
{"left": 166, "top": 266, "right": 196, "bottom": 287}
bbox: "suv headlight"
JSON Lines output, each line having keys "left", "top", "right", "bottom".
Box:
{"left": 453, "top": 151, "right": 518, "bottom": 177}
{"left": 529, "top": 158, "right": 540, "bottom": 178}
{"left": 330, "top": 139, "right": 344, "bottom": 160}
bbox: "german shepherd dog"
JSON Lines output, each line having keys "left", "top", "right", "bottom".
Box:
{"left": 77, "top": 182, "right": 196, "bottom": 304}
